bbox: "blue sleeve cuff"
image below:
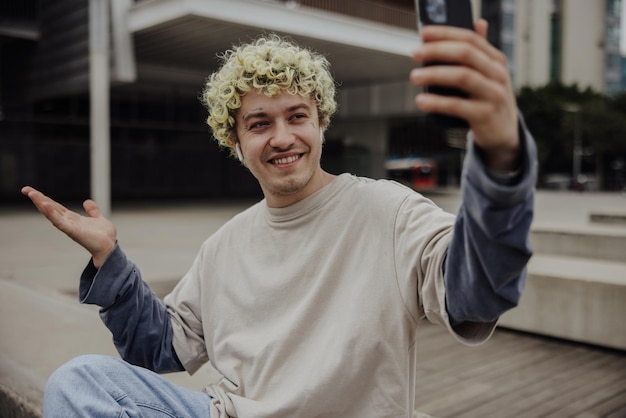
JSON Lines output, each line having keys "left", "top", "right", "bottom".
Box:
{"left": 463, "top": 115, "right": 538, "bottom": 208}
{"left": 79, "top": 244, "right": 135, "bottom": 308}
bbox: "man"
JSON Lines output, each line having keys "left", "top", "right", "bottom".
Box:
{"left": 23, "top": 20, "right": 536, "bottom": 418}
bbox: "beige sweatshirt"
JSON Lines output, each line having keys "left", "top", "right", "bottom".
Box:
{"left": 164, "top": 173, "right": 494, "bottom": 418}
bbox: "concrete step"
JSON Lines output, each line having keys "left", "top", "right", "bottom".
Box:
{"left": 530, "top": 227, "right": 626, "bottom": 263}
{"left": 499, "top": 254, "right": 626, "bottom": 351}
{"left": 521, "top": 223, "right": 626, "bottom": 350}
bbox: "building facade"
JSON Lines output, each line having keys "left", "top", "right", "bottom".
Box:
{"left": 482, "top": 0, "right": 623, "bottom": 93}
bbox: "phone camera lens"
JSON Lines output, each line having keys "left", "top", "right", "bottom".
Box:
{"left": 426, "top": 0, "right": 448, "bottom": 24}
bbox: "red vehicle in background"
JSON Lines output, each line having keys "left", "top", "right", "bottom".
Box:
{"left": 385, "top": 157, "right": 438, "bottom": 191}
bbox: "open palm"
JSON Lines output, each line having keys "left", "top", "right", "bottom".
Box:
{"left": 21, "top": 186, "right": 117, "bottom": 268}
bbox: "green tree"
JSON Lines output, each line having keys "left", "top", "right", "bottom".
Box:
{"left": 517, "top": 83, "right": 626, "bottom": 190}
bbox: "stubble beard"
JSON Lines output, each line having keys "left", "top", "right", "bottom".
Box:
{"left": 266, "top": 172, "right": 311, "bottom": 197}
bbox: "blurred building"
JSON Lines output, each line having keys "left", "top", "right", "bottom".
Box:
{"left": 0, "top": 0, "right": 623, "bottom": 205}
{"left": 482, "top": 0, "right": 623, "bottom": 94}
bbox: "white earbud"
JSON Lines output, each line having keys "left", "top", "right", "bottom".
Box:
{"left": 319, "top": 128, "right": 324, "bottom": 143}
{"left": 235, "top": 143, "right": 244, "bottom": 162}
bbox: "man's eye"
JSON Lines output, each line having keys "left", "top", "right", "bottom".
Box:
{"left": 291, "top": 113, "right": 307, "bottom": 120}
{"left": 250, "top": 121, "right": 269, "bottom": 129}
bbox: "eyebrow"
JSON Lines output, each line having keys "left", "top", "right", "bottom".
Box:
{"left": 241, "top": 103, "right": 313, "bottom": 123}
{"left": 242, "top": 107, "right": 265, "bottom": 122}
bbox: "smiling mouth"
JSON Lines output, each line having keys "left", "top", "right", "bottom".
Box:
{"left": 270, "top": 154, "right": 301, "bottom": 165}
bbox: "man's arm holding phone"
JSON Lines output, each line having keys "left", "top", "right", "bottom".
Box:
{"left": 409, "top": 10, "right": 537, "bottom": 328}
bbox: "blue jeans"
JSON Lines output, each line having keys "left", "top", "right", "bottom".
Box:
{"left": 43, "top": 354, "right": 212, "bottom": 417}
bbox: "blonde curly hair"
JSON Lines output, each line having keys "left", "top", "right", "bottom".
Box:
{"left": 201, "top": 34, "right": 337, "bottom": 158}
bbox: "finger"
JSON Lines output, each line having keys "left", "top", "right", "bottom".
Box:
{"left": 83, "top": 199, "right": 102, "bottom": 219}
{"left": 419, "top": 23, "right": 505, "bottom": 65}
{"left": 22, "top": 188, "right": 55, "bottom": 214}
{"left": 415, "top": 42, "right": 509, "bottom": 85}
{"left": 414, "top": 91, "right": 468, "bottom": 121}
{"left": 412, "top": 42, "right": 508, "bottom": 86}
{"left": 22, "top": 188, "right": 74, "bottom": 228}
{"left": 474, "top": 19, "right": 488, "bottom": 39}
{"left": 421, "top": 24, "right": 483, "bottom": 47}
{"left": 415, "top": 91, "right": 495, "bottom": 122}
{"left": 21, "top": 186, "right": 46, "bottom": 213}
{"left": 410, "top": 65, "right": 502, "bottom": 101}
{"left": 21, "top": 186, "right": 36, "bottom": 196}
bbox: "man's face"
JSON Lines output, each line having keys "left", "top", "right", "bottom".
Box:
{"left": 235, "top": 90, "right": 329, "bottom": 207}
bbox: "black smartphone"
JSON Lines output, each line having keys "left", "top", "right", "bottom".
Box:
{"left": 416, "top": 0, "right": 474, "bottom": 129}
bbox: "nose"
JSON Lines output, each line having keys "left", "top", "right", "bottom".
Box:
{"left": 268, "top": 121, "right": 296, "bottom": 149}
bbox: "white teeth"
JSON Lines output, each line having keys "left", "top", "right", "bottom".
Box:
{"left": 272, "top": 155, "right": 299, "bottom": 165}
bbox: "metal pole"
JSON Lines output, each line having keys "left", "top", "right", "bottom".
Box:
{"left": 573, "top": 112, "right": 582, "bottom": 181}
{"left": 89, "top": 0, "right": 111, "bottom": 218}
{"left": 563, "top": 103, "right": 582, "bottom": 185}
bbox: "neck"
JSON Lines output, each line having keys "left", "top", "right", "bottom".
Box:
{"left": 265, "top": 170, "right": 336, "bottom": 208}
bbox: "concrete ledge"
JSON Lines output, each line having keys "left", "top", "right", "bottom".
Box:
{"left": 530, "top": 228, "right": 626, "bottom": 263}
{"left": 0, "top": 384, "right": 41, "bottom": 418}
{"left": 0, "top": 349, "right": 46, "bottom": 418}
{"left": 499, "top": 255, "right": 626, "bottom": 351}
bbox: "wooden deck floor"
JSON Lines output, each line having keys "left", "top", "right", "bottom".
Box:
{"left": 414, "top": 323, "right": 626, "bottom": 418}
